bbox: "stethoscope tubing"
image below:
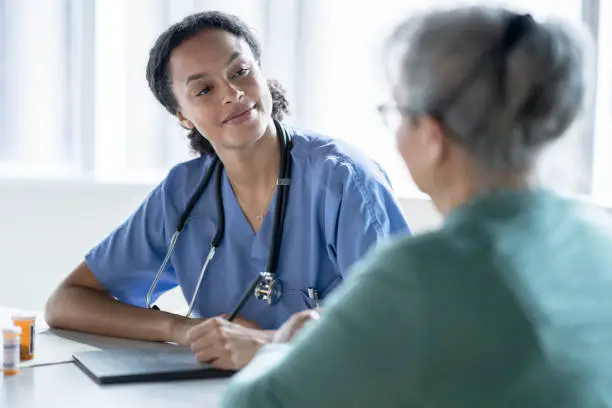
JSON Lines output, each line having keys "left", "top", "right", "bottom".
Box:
{"left": 145, "top": 120, "right": 292, "bottom": 318}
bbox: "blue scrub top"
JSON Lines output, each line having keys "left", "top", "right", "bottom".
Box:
{"left": 85, "top": 126, "right": 411, "bottom": 329}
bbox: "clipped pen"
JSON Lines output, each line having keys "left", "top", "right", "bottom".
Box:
{"left": 308, "top": 288, "right": 320, "bottom": 310}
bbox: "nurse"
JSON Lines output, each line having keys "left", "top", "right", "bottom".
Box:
{"left": 44, "top": 10, "right": 410, "bottom": 370}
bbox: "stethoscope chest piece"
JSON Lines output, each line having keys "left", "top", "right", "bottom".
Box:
{"left": 254, "top": 272, "right": 283, "bottom": 305}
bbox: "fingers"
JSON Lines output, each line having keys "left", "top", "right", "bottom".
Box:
{"left": 186, "top": 317, "right": 254, "bottom": 369}
{"left": 304, "top": 309, "right": 321, "bottom": 321}
{"left": 273, "top": 309, "right": 321, "bottom": 343}
{"left": 186, "top": 316, "right": 223, "bottom": 341}
{"left": 286, "top": 314, "right": 312, "bottom": 340}
{"left": 193, "top": 340, "right": 228, "bottom": 364}
{"left": 292, "top": 310, "right": 320, "bottom": 328}
{"left": 207, "top": 354, "right": 240, "bottom": 371}
{"left": 187, "top": 317, "right": 227, "bottom": 362}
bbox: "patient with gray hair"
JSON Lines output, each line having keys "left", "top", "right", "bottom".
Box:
{"left": 384, "top": 5, "right": 590, "bottom": 201}
{"left": 221, "top": 6, "right": 612, "bottom": 408}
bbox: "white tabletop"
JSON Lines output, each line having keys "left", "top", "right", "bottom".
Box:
{"left": 0, "top": 363, "right": 229, "bottom": 408}
{"left": 0, "top": 307, "right": 230, "bottom": 408}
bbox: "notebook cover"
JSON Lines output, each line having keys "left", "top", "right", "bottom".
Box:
{"left": 72, "top": 347, "right": 235, "bottom": 385}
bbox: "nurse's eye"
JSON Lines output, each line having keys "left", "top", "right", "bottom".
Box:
{"left": 197, "top": 86, "right": 212, "bottom": 96}
{"left": 231, "top": 67, "right": 249, "bottom": 79}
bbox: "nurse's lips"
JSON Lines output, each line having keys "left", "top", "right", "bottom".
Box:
{"left": 223, "top": 104, "right": 256, "bottom": 125}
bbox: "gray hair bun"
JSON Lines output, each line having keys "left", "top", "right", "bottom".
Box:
{"left": 386, "top": 6, "right": 592, "bottom": 173}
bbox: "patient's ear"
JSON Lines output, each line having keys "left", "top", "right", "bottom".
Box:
{"left": 418, "top": 116, "right": 447, "bottom": 166}
{"left": 177, "top": 111, "right": 194, "bottom": 130}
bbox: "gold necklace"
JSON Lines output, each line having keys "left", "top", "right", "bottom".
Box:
{"left": 236, "top": 182, "right": 277, "bottom": 225}
{"left": 255, "top": 183, "right": 278, "bottom": 222}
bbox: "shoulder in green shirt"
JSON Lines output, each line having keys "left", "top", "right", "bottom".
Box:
{"left": 222, "top": 188, "right": 612, "bottom": 408}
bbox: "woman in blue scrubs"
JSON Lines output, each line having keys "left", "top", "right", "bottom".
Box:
{"left": 44, "top": 10, "right": 410, "bottom": 370}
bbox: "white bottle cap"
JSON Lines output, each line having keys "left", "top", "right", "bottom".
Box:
{"left": 11, "top": 314, "right": 37, "bottom": 321}
{"left": 2, "top": 326, "right": 22, "bottom": 334}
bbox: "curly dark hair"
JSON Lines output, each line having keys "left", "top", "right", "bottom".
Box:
{"left": 146, "top": 11, "right": 290, "bottom": 155}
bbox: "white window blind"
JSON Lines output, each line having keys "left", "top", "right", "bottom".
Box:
{"left": 0, "top": 0, "right": 74, "bottom": 177}
{"left": 297, "top": 0, "right": 606, "bottom": 197}
{"left": 0, "top": 0, "right": 610, "bottom": 201}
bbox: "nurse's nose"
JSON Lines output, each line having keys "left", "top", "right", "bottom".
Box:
{"left": 221, "top": 80, "right": 245, "bottom": 104}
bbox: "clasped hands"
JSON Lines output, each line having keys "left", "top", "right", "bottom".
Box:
{"left": 176, "top": 309, "right": 320, "bottom": 370}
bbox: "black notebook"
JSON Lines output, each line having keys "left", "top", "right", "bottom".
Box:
{"left": 72, "top": 347, "right": 235, "bottom": 384}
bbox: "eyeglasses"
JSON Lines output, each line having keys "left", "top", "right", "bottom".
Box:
{"left": 376, "top": 104, "right": 419, "bottom": 131}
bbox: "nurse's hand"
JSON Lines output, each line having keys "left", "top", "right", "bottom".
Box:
{"left": 273, "top": 309, "right": 321, "bottom": 343}
{"left": 186, "top": 317, "right": 271, "bottom": 370}
{"left": 219, "top": 314, "right": 261, "bottom": 330}
{"left": 170, "top": 314, "right": 259, "bottom": 346}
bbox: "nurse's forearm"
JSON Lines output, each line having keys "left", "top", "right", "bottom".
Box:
{"left": 46, "top": 284, "right": 193, "bottom": 344}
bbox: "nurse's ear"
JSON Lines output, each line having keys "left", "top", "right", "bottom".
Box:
{"left": 177, "top": 111, "right": 195, "bottom": 130}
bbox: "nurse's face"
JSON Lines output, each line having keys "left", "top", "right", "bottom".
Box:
{"left": 169, "top": 29, "right": 273, "bottom": 152}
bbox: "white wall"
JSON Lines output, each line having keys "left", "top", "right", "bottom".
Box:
{"left": 0, "top": 180, "right": 442, "bottom": 312}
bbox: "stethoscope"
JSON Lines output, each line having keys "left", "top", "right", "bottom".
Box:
{"left": 145, "top": 119, "right": 293, "bottom": 319}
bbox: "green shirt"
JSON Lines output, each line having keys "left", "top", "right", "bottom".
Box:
{"left": 221, "top": 188, "right": 612, "bottom": 407}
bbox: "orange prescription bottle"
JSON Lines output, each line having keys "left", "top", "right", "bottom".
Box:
{"left": 11, "top": 315, "right": 36, "bottom": 361}
{"left": 3, "top": 326, "right": 21, "bottom": 376}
